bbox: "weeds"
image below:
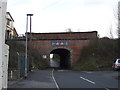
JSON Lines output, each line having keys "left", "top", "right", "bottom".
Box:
{"left": 73, "top": 38, "right": 119, "bottom": 71}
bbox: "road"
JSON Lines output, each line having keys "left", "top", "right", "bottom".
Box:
{"left": 50, "top": 59, "right": 59, "bottom": 68}
{"left": 8, "top": 69, "right": 120, "bottom": 90}
{"left": 54, "top": 70, "right": 120, "bottom": 89}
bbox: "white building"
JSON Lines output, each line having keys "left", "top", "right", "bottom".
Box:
{"left": 6, "top": 12, "right": 18, "bottom": 39}
{"left": 0, "top": 0, "right": 9, "bottom": 89}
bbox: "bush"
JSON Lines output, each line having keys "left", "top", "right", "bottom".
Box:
{"left": 73, "top": 38, "right": 119, "bottom": 71}
{"left": 6, "top": 40, "right": 25, "bottom": 70}
{"left": 6, "top": 40, "right": 49, "bottom": 70}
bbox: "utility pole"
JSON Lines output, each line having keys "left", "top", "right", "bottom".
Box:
{"left": 25, "top": 14, "right": 33, "bottom": 78}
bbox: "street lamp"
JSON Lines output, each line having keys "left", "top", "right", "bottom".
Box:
{"left": 27, "top": 14, "right": 33, "bottom": 33}
{"left": 25, "top": 14, "right": 33, "bottom": 78}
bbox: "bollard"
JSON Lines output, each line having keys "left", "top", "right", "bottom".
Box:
{"left": 10, "top": 70, "right": 13, "bottom": 79}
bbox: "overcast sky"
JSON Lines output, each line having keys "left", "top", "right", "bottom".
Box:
{"left": 7, "top": 0, "right": 119, "bottom": 38}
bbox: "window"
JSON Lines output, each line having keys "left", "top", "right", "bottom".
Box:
{"left": 7, "top": 18, "right": 11, "bottom": 26}
{"left": 118, "top": 59, "right": 120, "bottom": 63}
{"left": 7, "top": 20, "right": 10, "bottom": 25}
{"left": 5, "top": 30, "right": 9, "bottom": 39}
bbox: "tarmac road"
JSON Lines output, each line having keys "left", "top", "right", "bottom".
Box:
{"left": 54, "top": 70, "right": 120, "bottom": 89}
{"left": 8, "top": 69, "right": 120, "bottom": 90}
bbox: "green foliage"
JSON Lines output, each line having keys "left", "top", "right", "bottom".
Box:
{"left": 6, "top": 40, "right": 49, "bottom": 70}
{"left": 73, "top": 38, "right": 119, "bottom": 71}
{"left": 6, "top": 40, "right": 25, "bottom": 70}
{"left": 28, "top": 48, "right": 49, "bottom": 70}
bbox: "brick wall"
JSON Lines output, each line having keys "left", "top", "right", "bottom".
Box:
{"left": 26, "top": 31, "right": 97, "bottom": 66}
{"left": 27, "top": 31, "right": 97, "bottom": 39}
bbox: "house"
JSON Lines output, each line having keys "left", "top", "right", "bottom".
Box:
{"left": 6, "top": 12, "right": 18, "bottom": 39}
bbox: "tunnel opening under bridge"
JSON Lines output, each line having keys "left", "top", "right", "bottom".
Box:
{"left": 50, "top": 48, "right": 71, "bottom": 69}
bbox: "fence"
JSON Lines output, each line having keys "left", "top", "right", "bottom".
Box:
{"left": 8, "top": 53, "right": 31, "bottom": 80}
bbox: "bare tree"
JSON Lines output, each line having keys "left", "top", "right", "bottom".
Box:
{"left": 113, "top": 1, "right": 120, "bottom": 38}
{"left": 108, "top": 24, "right": 114, "bottom": 39}
{"left": 118, "top": 1, "right": 120, "bottom": 38}
{"left": 117, "top": 1, "right": 120, "bottom": 58}
{"left": 65, "top": 28, "right": 72, "bottom": 32}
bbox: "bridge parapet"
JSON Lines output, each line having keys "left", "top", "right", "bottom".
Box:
{"left": 27, "top": 31, "right": 97, "bottom": 40}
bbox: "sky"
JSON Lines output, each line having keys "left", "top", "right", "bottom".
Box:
{"left": 7, "top": 0, "right": 120, "bottom": 38}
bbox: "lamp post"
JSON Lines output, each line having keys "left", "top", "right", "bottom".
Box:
{"left": 27, "top": 14, "right": 33, "bottom": 33}
{"left": 25, "top": 14, "right": 33, "bottom": 78}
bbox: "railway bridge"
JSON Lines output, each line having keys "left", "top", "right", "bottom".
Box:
{"left": 26, "top": 31, "right": 97, "bottom": 69}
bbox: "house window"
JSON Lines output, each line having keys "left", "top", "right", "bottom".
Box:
{"left": 7, "top": 19, "right": 11, "bottom": 26}
{"left": 5, "top": 30, "right": 10, "bottom": 39}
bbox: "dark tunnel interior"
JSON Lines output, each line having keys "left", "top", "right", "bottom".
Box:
{"left": 50, "top": 48, "right": 71, "bottom": 69}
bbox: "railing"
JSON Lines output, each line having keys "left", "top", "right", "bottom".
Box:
{"left": 8, "top": 53, "right": 31, "bottom": 80}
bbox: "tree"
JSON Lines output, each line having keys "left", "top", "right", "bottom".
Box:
{"left": 118, "top": 1, "right": 120, "bottom": 58}
{"left": 65, "top": 28, "right": 72, "bottom": 32}
{"left": 118, "top": 2, "right": 120, "bottom": 38}
{"left": 108, "top": 24, "right": 114, "bottom": 39}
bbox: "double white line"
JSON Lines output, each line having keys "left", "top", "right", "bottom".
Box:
{"left": 52, "top": 69, "right": 60, "bottom": 90}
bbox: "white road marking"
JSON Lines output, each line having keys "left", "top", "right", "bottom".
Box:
{"left": 86, "top": 72, "right": 93, "bottom": 74}
{"left": 105, "top": 88, "right": 110, "bottom": 90}
{"left": 82, "top": 71, "right": 93, "bottom": 74}
{"left": 52, "top": 69, "right": 60, "bottom": 90}
{"left": 58, "top": 70, "right": 71, "bottom": 72}
{"left": 80, "top": 76, "right": 95, "bottom": 85}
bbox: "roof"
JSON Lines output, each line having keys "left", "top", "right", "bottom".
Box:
{"left": 6, "top": 12, "right": 14, "bottom": 22}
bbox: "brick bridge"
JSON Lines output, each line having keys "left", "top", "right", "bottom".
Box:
{"left": 26, "top": 31, "right": 97, "bottom": 69}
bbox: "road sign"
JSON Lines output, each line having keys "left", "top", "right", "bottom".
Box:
{"left": 51, "top": 41, "right": 68, "bottom": 46}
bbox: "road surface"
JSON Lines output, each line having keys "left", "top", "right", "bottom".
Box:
{"left": 54, "top": 70, "right": 120, "bottom": 89}
{"left": 50, "top": 59, "right": 59, "bottom": 68}
{"left": 8, "top": 69, "right": 120, "bottom": 90}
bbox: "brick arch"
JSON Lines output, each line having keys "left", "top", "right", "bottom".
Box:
{"left": 49, "top": 47, "right": 72, "bottom": 56}
{"left": 49, "top": 47, "right": 72, "bottom": 68}
{"left": 50, "top": 48, "right": 71, "bottom": 69}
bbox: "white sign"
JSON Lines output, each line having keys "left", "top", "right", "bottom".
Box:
{"left": 43, "top": 55, "right": 47, "bottom": 59}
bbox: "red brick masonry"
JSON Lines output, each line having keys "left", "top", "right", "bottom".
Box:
{"left": 18, "top": 31, "right": 97, "bottom": 67}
